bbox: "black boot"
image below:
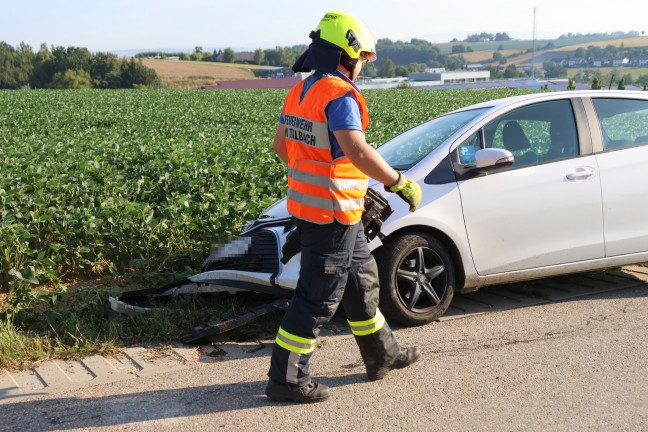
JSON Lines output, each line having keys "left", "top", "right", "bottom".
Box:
{"left": 366, "top": 346, "right": 421, "bottom": 381}
{"left": 265, "top": 379, "right": 330, "bottom": 403}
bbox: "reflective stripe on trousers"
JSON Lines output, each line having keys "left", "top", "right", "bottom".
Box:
{"left": 267, "top": 220, "right": 400, "bottom": 386}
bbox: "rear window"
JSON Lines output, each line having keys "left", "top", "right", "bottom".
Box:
{"left": 591, "top": 98, "right": 648, "bottom": 150}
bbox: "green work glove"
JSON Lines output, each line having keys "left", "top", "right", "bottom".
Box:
{"left": 387, "top": 172, "right": 422, "bottom": 212}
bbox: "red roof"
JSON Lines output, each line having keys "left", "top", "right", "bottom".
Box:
{"left": 202, "top": 77, "right": 301, "bottom": 90}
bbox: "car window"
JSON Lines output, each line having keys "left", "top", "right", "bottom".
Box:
{"left": 377, "top": 108, "right": 488, "bottom": 170}
{"left": 591, "top": 99, "right": 648, "bottom": 151}
{"left": 481, "top": 100, "right": 579, "bottom": 168}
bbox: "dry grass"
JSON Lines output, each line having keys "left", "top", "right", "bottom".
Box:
{"left": 141, "top": 59, "right": 261, "bottom": 89}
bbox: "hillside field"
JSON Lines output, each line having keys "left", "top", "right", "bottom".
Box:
{"left": 141, "top": 58, "right": 262, "bottom": 89}
{"left": 450, "top": 36, "right": 648, "bottom": 68}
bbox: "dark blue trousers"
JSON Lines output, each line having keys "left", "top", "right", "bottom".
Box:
{"left": 267, "top": 220, "right": 400, "bottom": 386}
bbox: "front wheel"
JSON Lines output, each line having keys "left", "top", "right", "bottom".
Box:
{"left": 375, "top": 232, "right": 455, "bottom": 326}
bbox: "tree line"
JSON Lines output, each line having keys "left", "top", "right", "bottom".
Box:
{"left": 0, "top": 42, "right": 161, "bottom": 89}
{"left": 137, "top": 38, "right": 471, "bottom": 78}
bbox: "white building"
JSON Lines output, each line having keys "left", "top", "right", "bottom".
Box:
{"left": 408, "top": 69, "right": 490, "bottom": 84}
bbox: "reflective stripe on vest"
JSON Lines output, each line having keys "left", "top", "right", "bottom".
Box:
{"left": 347, "top": 309, "right": 386, "bottom": 336}
{"left": 275, "top": 327, "right": 317, "bottom": 354}
{"left": 283, "top": 76, "right": 370, "bottom": 225}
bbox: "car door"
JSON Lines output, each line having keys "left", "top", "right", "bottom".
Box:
{"left": 589, "top": 97, "right": 648, "bottom": 257}
{"left": 455, "top": 99, "right": 605, "bottom": 275}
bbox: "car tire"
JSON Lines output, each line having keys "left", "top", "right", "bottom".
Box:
{"left": 375, "top": 232, "right": 455, "bottom": 326}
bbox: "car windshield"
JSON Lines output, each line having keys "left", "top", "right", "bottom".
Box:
{"left": 377, "top": 108, "right": 489, "bottom": 169}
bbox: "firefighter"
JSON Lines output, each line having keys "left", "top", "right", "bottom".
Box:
{"left": 265, "top": 10, "right": 422, "bottom": 403}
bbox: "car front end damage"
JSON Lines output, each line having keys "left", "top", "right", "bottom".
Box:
{"left": 109, "top": 189, "right": 393, "bottom": 339}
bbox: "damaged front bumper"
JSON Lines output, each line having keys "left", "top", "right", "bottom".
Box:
{"left": 109, "top": 215, "right": 300, "bottom": 316}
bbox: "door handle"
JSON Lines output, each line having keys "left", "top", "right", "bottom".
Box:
{"left": 566, "top": 167, "right": 596, "bottom": 181}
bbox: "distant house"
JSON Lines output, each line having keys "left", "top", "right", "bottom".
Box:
{"left": 562, "top": 58, "right": 588, "bottom": 67}
{"left": 612, "top": 58, "right": 630, "bottom": 67}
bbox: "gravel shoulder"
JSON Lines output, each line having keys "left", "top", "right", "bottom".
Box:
{"left": 2, "top": 270, "right": 647, "bottom": 432}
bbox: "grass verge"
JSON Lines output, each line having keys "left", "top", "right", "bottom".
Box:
{"left": 0, "top": 280, "right": 282, "bottom": 370}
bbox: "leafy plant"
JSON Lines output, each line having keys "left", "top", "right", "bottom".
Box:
{"left": 1, "top": 88, "right": 528, "bottom": 293}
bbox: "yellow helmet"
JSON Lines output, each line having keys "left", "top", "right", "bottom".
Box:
{"left": 313, "top": 10, "right": 377, "bottom": 62}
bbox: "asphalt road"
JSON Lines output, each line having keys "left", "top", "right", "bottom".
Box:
{"left": 2, "top": 267, "right": 648, "bottom": 432}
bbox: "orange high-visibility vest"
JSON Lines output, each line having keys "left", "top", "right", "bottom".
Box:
{"left": 283, "top": 76, "right": 370, "bottom": 225}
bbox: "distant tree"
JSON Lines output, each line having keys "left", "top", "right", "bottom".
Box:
{"left": 492, "top": 52, "right": 504, "bottom": 62}
{"left": 394, "top": 65, "right": 409, "bottom": 76}
{"left": 90, "top": 52, "right": 121, "bottom": 88}
{"left": 408, "top": 62, "right": 427, "bottom": 73}
{"left": 591, "top": 77, "right": 602, "bottom": 90}
{"left": 377, "top": 58, "right": 396, "bottom": 77}
{"left": 120, "top": 58, "right": 161, "bottom": 88}
{"left": 617, "top": 78, "right": 626, "bottom": 90}
{"left": 277, "top": 46, "right": 297, "bottom": 67}
{"left": 494, "top": 32, "right": 511, "bottom": 41}
{"left": 253, "top": 48, "right": 264, "bottom": 65}
{"left": 31, "top": 45, "right": 93, "bottom": 87}
{"left": 0, "top": 42, "right": 33, "bottom": 88}
{"left": 52, "top": 46, "right": 93, "bottom": 73}
{"left": 222, "top": 48, "right": 235, "bottom": 63}
{"left": 503, "top": 64, "right": 526, "bottom": 78}
{"left": 361, "top": 62, "right": 377, "bottom": 77}
{"left": 199, "top": 50, "right": 217, "bottom": 62}
{"left": 567, "top": 79, "right": 576, "bottom": 90}
{"left": 50, "top": 69, "right": 92, "bottom": 89}
{"left": 179, "top": 53, "right": 190, "bottom": 61}
{"left": 194, "top": 46, "right": 203, "bottom": 54}
{"left": 29, "top": 43, "right": 53, "bottom": 87}
{"left": 445, "top": 55, "right": 466, "bottom": 71}
{"left": 464, "top": 32, "right": 494, "bottom": 42}
{"left": 451, "top": 45, "right": 466, "bottom": 54}
{"left": 543, "top": 61, "right": 567, "bottom": 78}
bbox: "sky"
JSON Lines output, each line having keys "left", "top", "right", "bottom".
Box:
{"left": 2, "top": 0, "right": 647, "bottom": 53}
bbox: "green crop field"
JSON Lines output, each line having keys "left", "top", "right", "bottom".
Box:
{"left": 0, "top": 88, "right": 534, "bottom": 293}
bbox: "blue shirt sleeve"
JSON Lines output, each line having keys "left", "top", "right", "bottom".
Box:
{"left": 326, "top": 94, "right": 362, "bottom": 132}
{"left": 326, "top": 94, "right": 362, "bottom": 159}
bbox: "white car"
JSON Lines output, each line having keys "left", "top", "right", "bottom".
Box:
{"left": 115, "top": 90, "right": 648, "bottom": 327}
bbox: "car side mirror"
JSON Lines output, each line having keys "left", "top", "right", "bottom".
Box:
{"left": 474, "top": 148, "right": 514, "bottom": 170}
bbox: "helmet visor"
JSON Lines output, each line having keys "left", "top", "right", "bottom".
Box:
{"left": 360, "top": 51, "right": 377, "bottom": 63}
